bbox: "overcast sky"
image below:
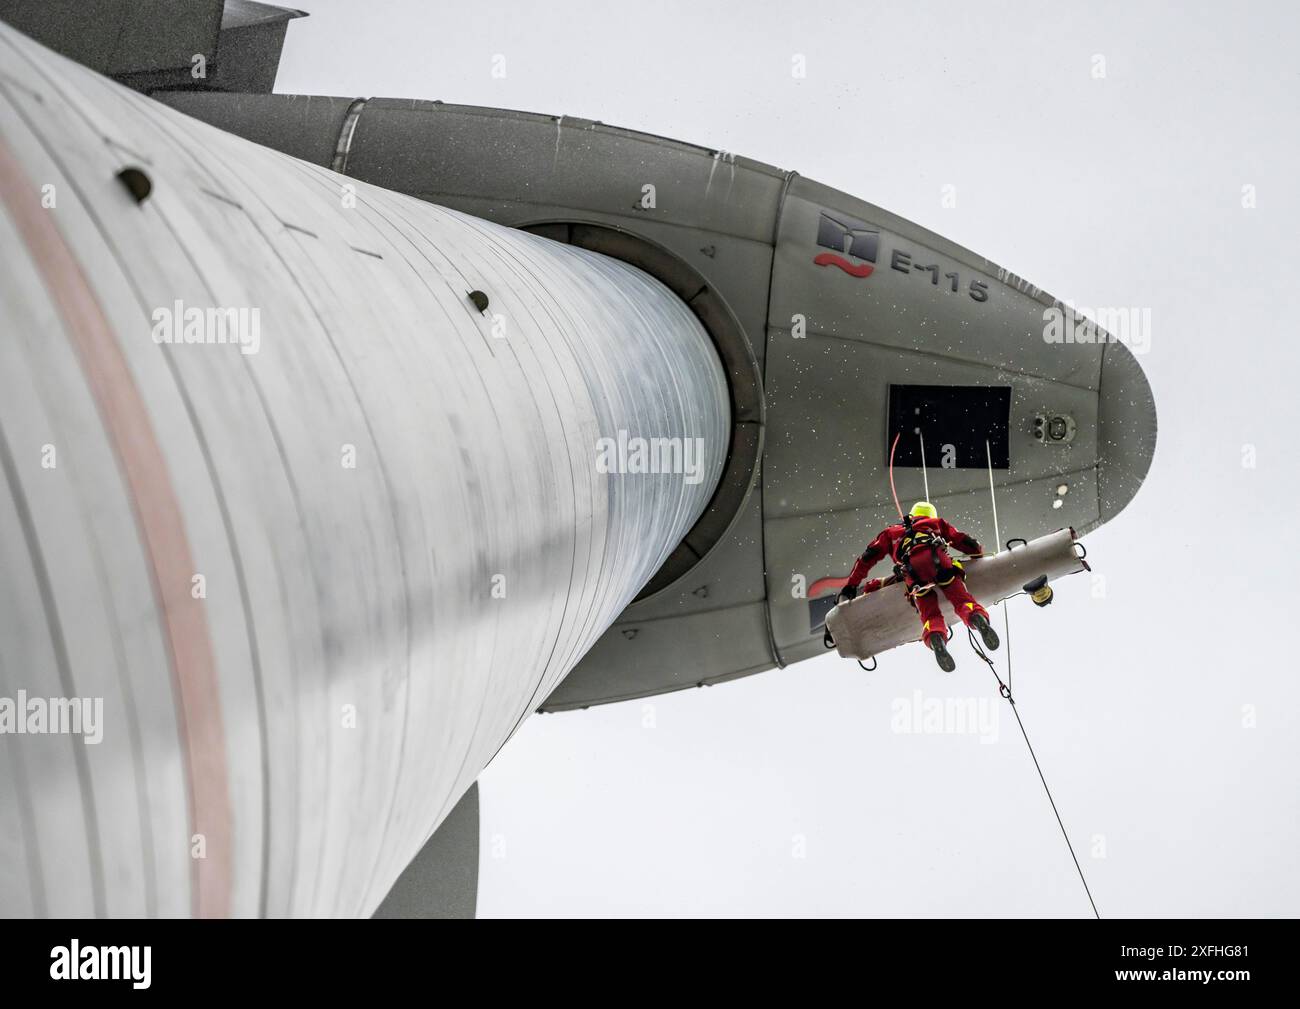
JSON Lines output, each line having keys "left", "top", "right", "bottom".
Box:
{"left": 277, "top": 0, "right": 1300, "bottom": 917}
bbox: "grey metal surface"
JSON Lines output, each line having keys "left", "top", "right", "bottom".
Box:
{"left": 0, "top": 20, "right": 725, "bottom": 917}
{"left": 824, "top": 530, "right": 1086, "bottom": 662}
{"left": 200, "top": 7, "right": 298, "bottom": 94}
{"left": 159, "top": 92, "right": 355, "bottom": 168}
{"left": 154, "top": 88, "right": 1157, "bottom": 710}
{"left": 373, "top": 783, "right": 478, "bottom": 919}
{"left": 0, "top": 0, "right": 303, "bottom": 93}
{"left": 0, "top": 0, "right": 224, "bottom": 75}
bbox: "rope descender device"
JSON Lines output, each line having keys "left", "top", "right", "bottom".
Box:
{"left": 1023, "top": 574, "right": 1054, "bottom": 608}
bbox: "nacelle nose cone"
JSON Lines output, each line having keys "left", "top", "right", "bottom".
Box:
{"left": 1096, "top": 338, "right": 1157, "bottom": 527}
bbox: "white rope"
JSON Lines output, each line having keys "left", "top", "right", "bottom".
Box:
{"left": 985, "top": 439, "right": 1001, "bottom": 555}
{"left": 918, "top": 430, "right": 930, "bottom": 502}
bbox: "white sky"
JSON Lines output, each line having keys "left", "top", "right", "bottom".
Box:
{"left": 277, "top": 0, "right": 1300, "bottom": 917}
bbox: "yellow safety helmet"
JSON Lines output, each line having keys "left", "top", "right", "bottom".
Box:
{"left": 910, "top": 501, "right": 937, "bottom": 519}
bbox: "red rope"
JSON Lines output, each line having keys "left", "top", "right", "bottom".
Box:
{"left": 888, "top": 432, "right": 904, "bottom": 519}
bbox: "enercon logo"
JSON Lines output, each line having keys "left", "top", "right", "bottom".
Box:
{"left": 813, "top": 210, "right": 879, "bottom": 277}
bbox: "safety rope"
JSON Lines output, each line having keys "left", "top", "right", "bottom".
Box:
{"left": 985, "top": 439, "right": 1001, "bottom": 554}
{"left": 1003, "top": 606, "right": 1012, "bottom": 695}
{"left": 918, "top": 430, "right": 930, "bottom": 502}
{"left": 884, "top": 434, "right": 1095, "bottom": 914}
{"left": 965, "top": 624, "right": 1101, "bottom": 919}
{"left": 888, "top": 432, "right": 904, "bottom": 519}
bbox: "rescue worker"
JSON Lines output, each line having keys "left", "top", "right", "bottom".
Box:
{"left": 838, "top": 501, "right": 999, "bottom": 672}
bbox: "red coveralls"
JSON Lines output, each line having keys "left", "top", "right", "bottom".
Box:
{"left": 844, "top": 516, "right": 989, "bottom": 646}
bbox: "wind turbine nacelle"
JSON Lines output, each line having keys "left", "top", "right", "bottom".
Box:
{"left": 157, "top": 92, "right": 1156, "bottom": 706}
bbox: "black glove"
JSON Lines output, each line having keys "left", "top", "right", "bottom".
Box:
{"left": 837, "top": 583, "right": 858, "bottom": 603}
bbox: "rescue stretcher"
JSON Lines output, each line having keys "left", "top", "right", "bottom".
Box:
{"left": 823, "top": 528, "right": 1089, "bottom": 663}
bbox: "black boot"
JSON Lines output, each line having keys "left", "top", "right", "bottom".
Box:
{"left": 971, "top": 613, "right": 1000, "bottom": 651}
{"left": 929, "top": 635, "right": 956, "bottom": 672}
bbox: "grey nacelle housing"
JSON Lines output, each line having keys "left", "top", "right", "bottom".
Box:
{"left": 154, "top": 91, "right": 1156, "bottom": 708}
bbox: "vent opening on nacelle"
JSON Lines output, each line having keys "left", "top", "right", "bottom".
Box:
{"left": 887, "top": 384, "right": 1012, "bottom": 469}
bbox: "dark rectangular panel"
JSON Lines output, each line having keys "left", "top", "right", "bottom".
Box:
{"left": 887, "top": 384, "right": 1011, "bottom": 469}
{"left": 807, "top": 594, "right": 837, "bottom": 634}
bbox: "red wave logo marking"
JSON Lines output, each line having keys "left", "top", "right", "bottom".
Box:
{"left": 809, "top": 576, "right": 850, "bottom": 597}
{"left": 813, "top": 252, "right": 874, "bottom": 277}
